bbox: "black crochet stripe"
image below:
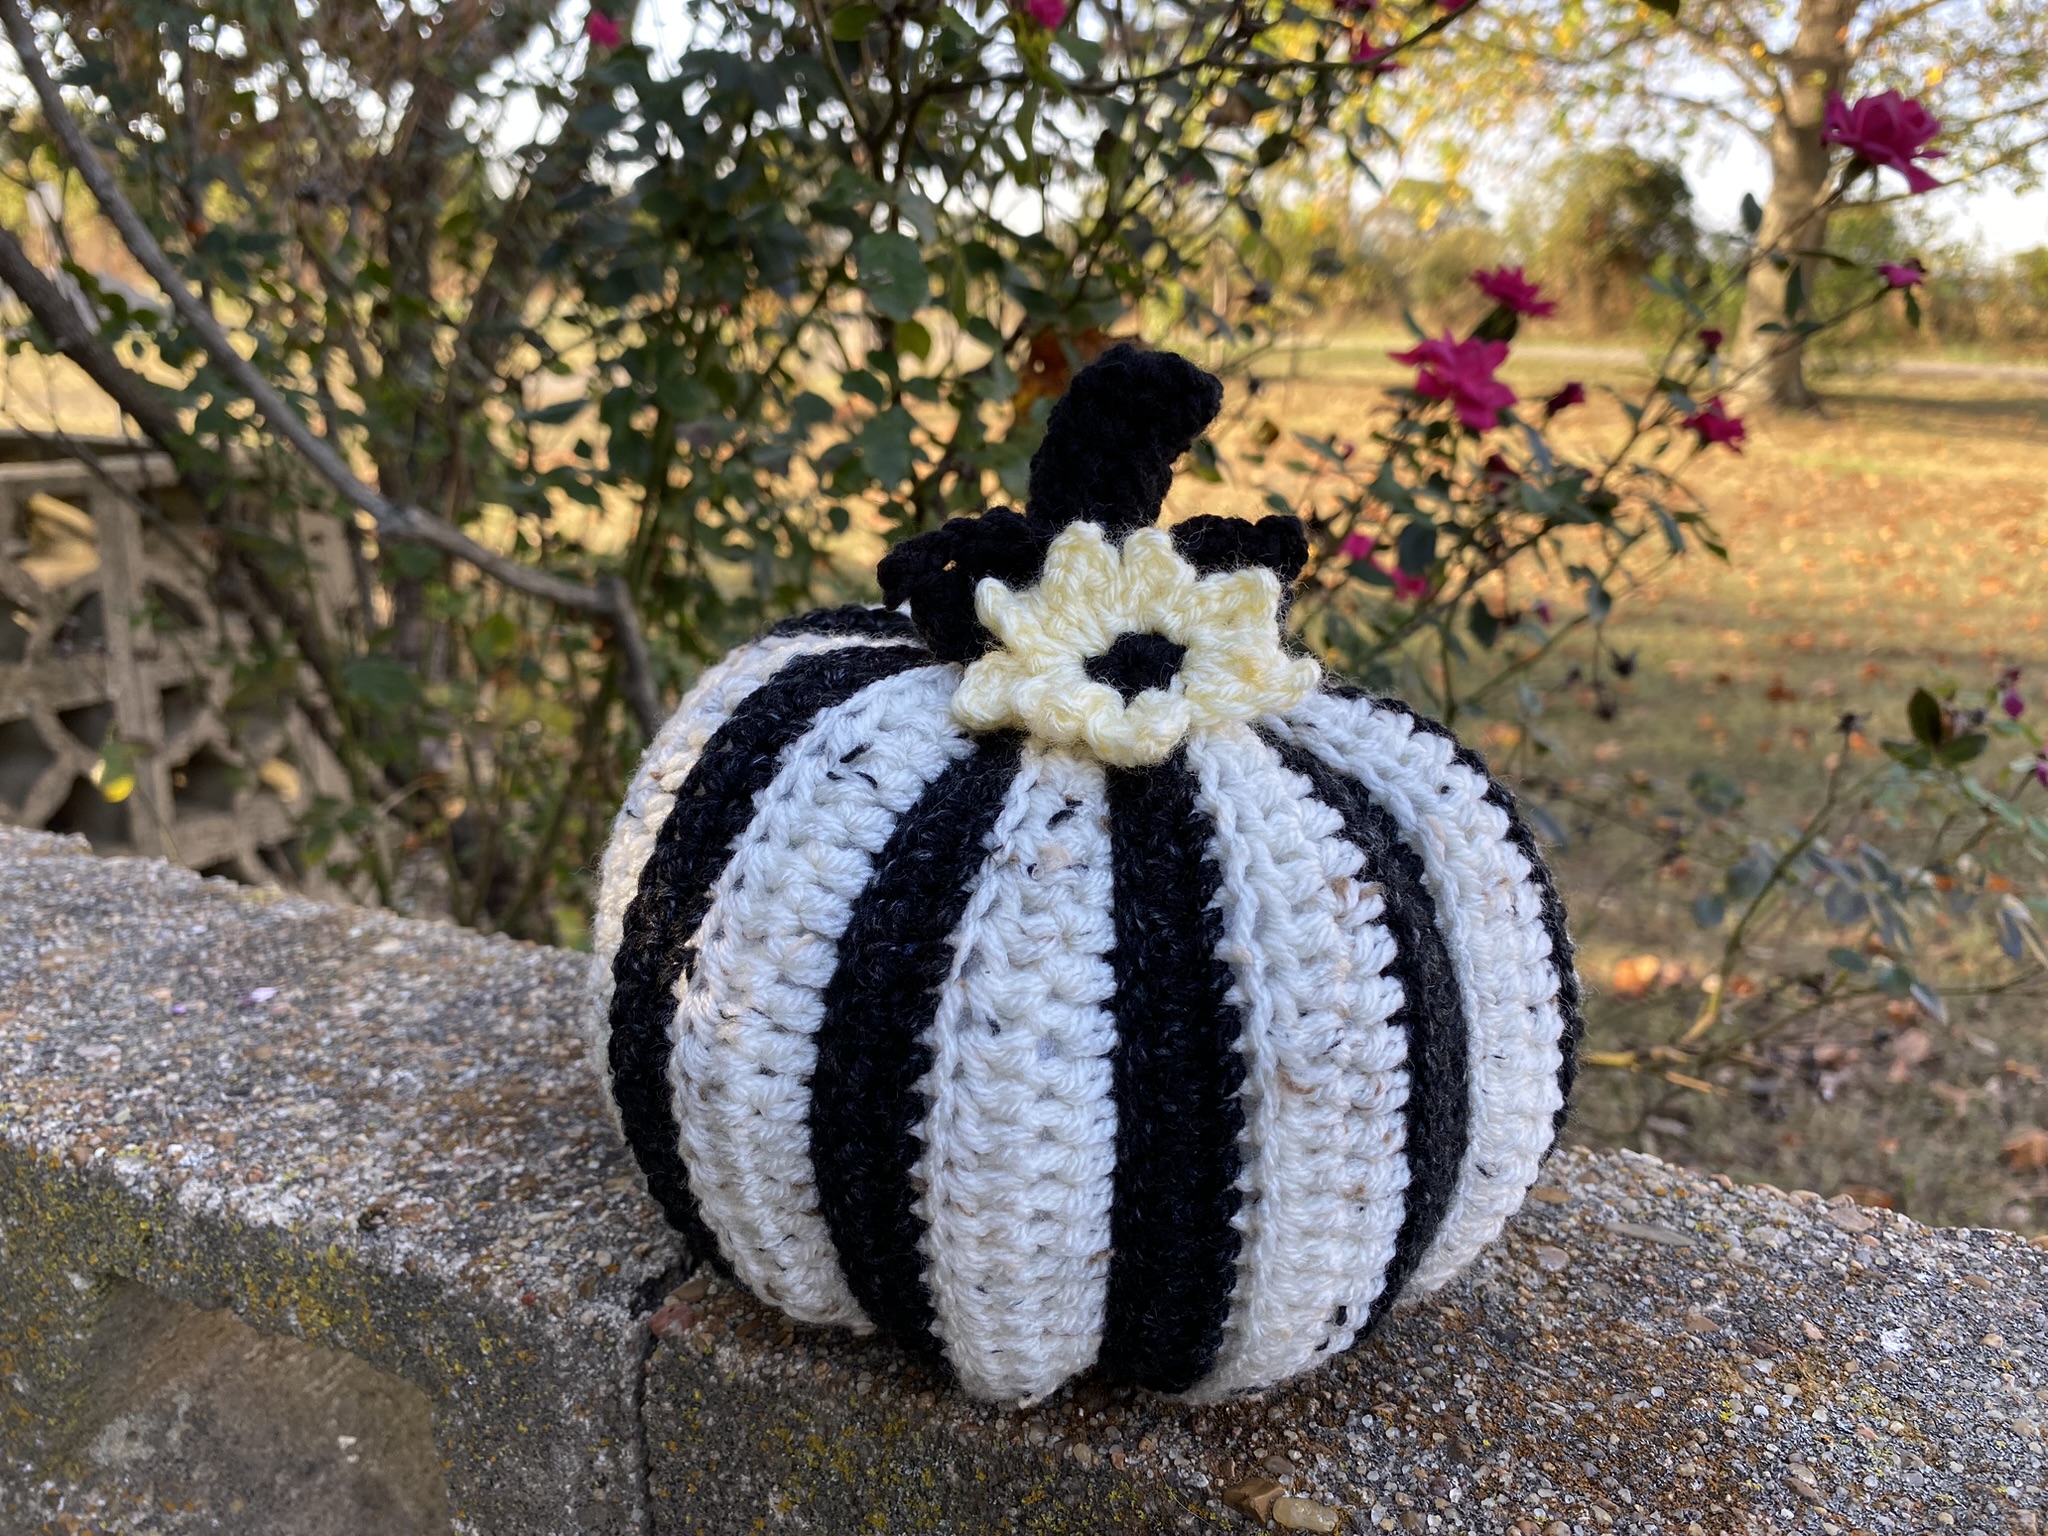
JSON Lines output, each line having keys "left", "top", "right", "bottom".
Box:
{"left": 607, "top": 643, "right": 932, "bottom": 1262}
{"left": 762, "top": 604, "right": 922, "bottom": 642}
{"left": 1097, "top": 751, "right": 1247, "bottom": 1393}
{"left": 1261, "top": 732, "right": 1470, "bottom": 1332}
{"left": 809, "top": 731, "right": 1027, "bottom": 1362}
{"left": 1327, "top": 684, "right": 1583, "bottom": 1145}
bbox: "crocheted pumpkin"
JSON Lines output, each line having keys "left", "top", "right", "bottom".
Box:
{"left": 589, "top": 345, "right": 1581, "bottom": 1404}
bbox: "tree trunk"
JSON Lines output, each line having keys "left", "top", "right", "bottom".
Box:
{"left": 1730, "top": 0, "right": 1859, "bottom": 414}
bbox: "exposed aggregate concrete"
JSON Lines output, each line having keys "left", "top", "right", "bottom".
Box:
{"left": 2, "top": 826, "right": 2043, "bottom": 1534}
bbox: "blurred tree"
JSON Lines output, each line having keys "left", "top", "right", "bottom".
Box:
{"left": 1399, "top": 0, "right": 2048, "bottom": 409}
{"left": 0, "top": 0, "right": 1426, "bottom": 933}
{"left": 1521, "top": 147, "right": 1700, "bottom": 325}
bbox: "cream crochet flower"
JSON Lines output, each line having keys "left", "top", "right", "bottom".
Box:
{"left": 951, "top": 521, "right": 1321, "bottom": 767}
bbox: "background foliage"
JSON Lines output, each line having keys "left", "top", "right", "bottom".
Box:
{"left": 2, "top": 0, "right": 2045, "bottom": 1232}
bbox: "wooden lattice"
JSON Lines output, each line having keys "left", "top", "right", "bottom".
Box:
{"left": 0, "top": 437, "right": 351, "bottom": 886}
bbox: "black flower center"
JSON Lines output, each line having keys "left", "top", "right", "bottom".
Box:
{"left": 1083, "top": 632, "right": 1187, "bottom": 703}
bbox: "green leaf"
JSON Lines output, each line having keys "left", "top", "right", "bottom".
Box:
{"left": 1687, "top": 767, "right": 1745, "bottom": 816}
{"left": 342, "top": 657, "right": 424, "bottom": 712}
{"left": 1643, "top": 0, "right": 1680, "bottom": 15}
{"left": 522, "top": 398, "right": 585, "bottom": 426}
{"left": 1937, "top": 732, "right": 1987, "bottom": 766}
{"left": 1395, "top": 518, "right": 1436, "bottom": 576}
{"left": 854, "top": 231, "right": 928, "bottom": 322}
{"left": 1692, "top": 893, "right": 1725, "bottom": 929}
{"left": 895, "top": 318, "right": 932, "bottom": 361}
{"left": 1740, "top": 193, "right": 1763, "bottom": 236}
{"left": 90, "top": 737, "right": 138, "bottom": 803}
{"left": 1909, "top": 981, "right": 1948, "bottom": 1024}
{"left": 1467, "top": 598, "right": 1500, "bottom": 650}
{"left": 1826, "top": 946, "right": 1868, "bottom": 973}
{"left": 1784, "top": 265, "right": 1806, "bottom": 320}
{"left": 830, "top": 3, "right": 879, "bottom": 40}
{"left": 1470, "top": 305, "right": 1519, "bottom": 343}
{"left": 1725, "top": 850, "right": 1774, "bottom": 901}
{"left": 471, "top": 612, "right": 519, "bottom": 667}
{"left": 1906, "top": 687, "right": 1945, "bottom": 748}
{"left": 851, "top": 405, "right": 916, "bottom": 489}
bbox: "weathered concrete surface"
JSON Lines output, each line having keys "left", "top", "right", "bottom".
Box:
{"left": 3, "top": 825, "right": 2045, "bottom": 1535}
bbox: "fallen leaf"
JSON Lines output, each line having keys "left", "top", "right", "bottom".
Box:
{"left": 1222, "top": 1476, "right": 1284, "bottom": 1522}
{"left": 1610, "top": 954, "right": 1663, "bottom": 999}
{"left": 1885, "top": 1028, "right": 1933, "bottom": 1084}
{"left": 2001, "top": 1127, "right": 2048, "bottom": 1175}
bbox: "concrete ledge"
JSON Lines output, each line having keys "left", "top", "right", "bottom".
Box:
{"left": 3, "top": 826, "right": 2044, "bottom": 1535}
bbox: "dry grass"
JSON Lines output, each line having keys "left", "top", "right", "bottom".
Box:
{"left": 1177, "top": 330, "right": 2048, "bottom": 1236}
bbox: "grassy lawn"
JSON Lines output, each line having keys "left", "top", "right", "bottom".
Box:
{"left": 1173, "top": 330, "right": 2048, "bottom": 1237}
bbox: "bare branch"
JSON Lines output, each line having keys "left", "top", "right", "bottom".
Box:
{"left": 0, "top": 225, "right": 193, "bottom": 453}
{"left": 0, "top": 0, "right": 664, "bottom": 735}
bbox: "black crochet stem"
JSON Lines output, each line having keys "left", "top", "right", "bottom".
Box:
{"left": 1329, "top": 685, "right": 1583, "bottom": 1146}
{"left": 876, "top": 344, "right": 1310, "bottom": 664}
{"left": 809, "top": 731, "right": 1027, "bottom": 1362}
{"left": 1025, "top": 342, "right": 1224, "bottom": 536}
{"left": 1262, "top": 732, "right": 1471, "bottom": 1334}
{"left": 607, "top": 643, "right": 932, "bottom": 1264}
{"left": 1097, "top": 751, "right": 1246, "bottom": 1393}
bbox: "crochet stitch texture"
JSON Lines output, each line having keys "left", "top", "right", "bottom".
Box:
{"left": 588, "top": 344, "right": 1581, "bottom": 1404}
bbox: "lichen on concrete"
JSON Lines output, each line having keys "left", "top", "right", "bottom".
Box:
{"left": 3, "top": 826, "right": 2044, "bottom": 1535}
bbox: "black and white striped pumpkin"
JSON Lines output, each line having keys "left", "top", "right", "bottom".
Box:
{"left": 590, "top": 346, "right": 1580, "bottom": 1403}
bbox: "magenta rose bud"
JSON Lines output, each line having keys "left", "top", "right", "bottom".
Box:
{"left": 1471, "top": 266, "right": 1556, "bottom": 318}
{"left": 1350, "top": 36, "right": 1401, "bottom": 71}
{"left": 1021, "top": 0, "right": 1069, "bottom": 26}
{"left": 1682, "top": 396, "right": 1746, "bottom": 454}
{"left": 1878, "top": 261, "right": 1925, "bottom": 288}
{"left": 1824, "top": 91, "right": 1945, "bottom": 194}
{"left": 1390, "top": 333, "right": 1517, "bottom": 433}
{"left": 586, "top": 9, "right": 623, "bottom": 46}
{"left": 1544, "top": 381, "right": 1586, "bottom": 417}
{"left": 1699, "top": 327, "right": 1723, "bottom": 354}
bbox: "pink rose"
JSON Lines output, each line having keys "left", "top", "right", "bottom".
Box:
{"left": 1390, "top": 332, "right": 1516, "bottom": 432}
{"left": 586, "top": 9, "right": 623, "bottom": 47}
{"left": 1021, "top": 0, "right": 1069, "bottom": 26}
{"left": 1350, "top": 36, "right": 1401, "bottom": 72}
{"left": 1543, "top": 381, "right": 1586, "bottom": 417}
{"left": 1824, "top": 91, "right": 1945, "bottom": 194}
{"left": 1471, "top": 265, "right": 1556, "bottom": 318}
{"left": 1682, "top": 396, "right": 1746, "bottom": 453}
{"left": 1878, "top": 261, "right": 1924, "bottom": 288}
{"left": 1346, "top": 537, "right": 1432, "bottom": 602}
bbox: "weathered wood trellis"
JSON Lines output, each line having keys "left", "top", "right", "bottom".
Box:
{"left": 0, "top": 434, "right": 349, "bottom": 885}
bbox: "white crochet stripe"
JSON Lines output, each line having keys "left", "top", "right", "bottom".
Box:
{"left": 1181, "top": 725, "right": 1410, "bottom": 1402}
{"left": 912, "top": 745, "right": 1119, "bottom": 1403}
{"left": 1272, "top": 692, "right": 1565, "bottom": 1296}
{"left": 583, "top": 626, "right": 914, "bottom": 1116}
{"left": 673, "top": 662, "right": 969, "bottom": 1327}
